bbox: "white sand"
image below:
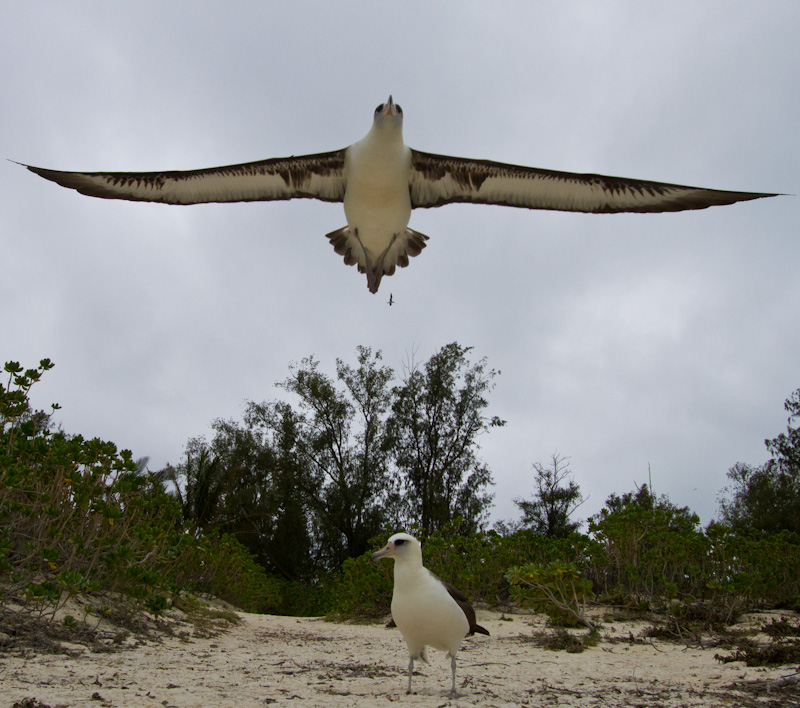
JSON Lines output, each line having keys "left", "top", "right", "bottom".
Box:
{"left": 1, "top": 609, "right": 793, "bottom": 707}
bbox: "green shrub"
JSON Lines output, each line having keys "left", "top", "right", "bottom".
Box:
{"left": 173, "top": 531, "right": 284, "bottom": 613}
{"left": 506, "top": 561, "right": 595, "bottom": 628}
{"left": 1, "top": 359, "right": 282, "bottom": 620}
{"left": 329, "top": 550, "right": 393, "bottom": 617}
{"left": 331, "top": 526, "right": 598, "bottom": 619}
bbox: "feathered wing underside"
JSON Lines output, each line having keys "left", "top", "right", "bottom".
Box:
{"left": 20, "top": 150, "right": 348, "bottom": 205}
{"left": 409, "top": 150, "right": 778, "bottom": 213}
{"left": 326, "top": 225, "right": 429, "bottom": 293}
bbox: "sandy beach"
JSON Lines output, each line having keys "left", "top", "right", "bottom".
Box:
{"left": 2, "top": 607, "right": 796, "bottom": 708}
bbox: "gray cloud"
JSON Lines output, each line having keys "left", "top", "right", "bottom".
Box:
{"left": 3, "top": 1, "right": 797, "bottom": 527}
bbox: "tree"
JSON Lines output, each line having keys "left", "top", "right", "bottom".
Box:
{"left": 161, "top": 347, "right": 398, "bottom": 578}
{"left": 598, "top": 483, "right": 657, "bottom": 517}
{"left": 513, "top": 453, "right": 585, "bottom": 538}
{"left": 588, "top": 484, "right": 702, "bottom": 601}
{"left": 718, "top": 388, "right": 800, "bottom": 535}
{"left": 263, "top": 345, "right": 399, "bottom": 568}
{"left": 232, "top": 402, "right": 317, "bottom": 580}
{"left": 389, "top": 342, "right": 504, "bottom": 534}
{"left": 162, "top": 438, "right": 225, "bottom": 531}
{"left": 161, "top": 419, "right": 315, "bottom": 581}
{"left": 718, "top": 458, "right": 800, "bottom": 535}
{"left": 165, "top": 343, "right": 503, "bottom": 575}
{"left": 766, "top": 388, "right": 800, "bottom": 475}
{"left": 590, "top": 483, "right": 699, "bottom": 530}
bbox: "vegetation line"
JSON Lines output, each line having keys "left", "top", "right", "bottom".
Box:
{"left": 2, "top": 354, "right": 798, "bottom": 627}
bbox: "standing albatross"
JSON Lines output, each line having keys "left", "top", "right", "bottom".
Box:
{"left": 19, "top": 96, "right": 777, "bottom": 293}
{"left": 371, "top": 532, "right": 489, "bottom": 696}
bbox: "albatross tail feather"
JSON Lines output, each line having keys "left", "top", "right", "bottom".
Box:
{"left": 326, "top": 226, "right": 359, "bottom": 266}
{"left": 325, "top": 226, "right": 430, "bottom": 293}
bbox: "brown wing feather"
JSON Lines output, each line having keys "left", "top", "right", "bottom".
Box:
{"left": 409, "top": 149, "right": 778, "bottom": 214}
{"left": 19, "top": 150, "right": 347, "bottom": 205}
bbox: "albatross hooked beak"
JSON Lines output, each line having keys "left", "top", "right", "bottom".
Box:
{"left": 371, "top": 541, "right": 395, "bottom": 563}
{"left": 382, "top": 95, "right": 398, "bottom": 117}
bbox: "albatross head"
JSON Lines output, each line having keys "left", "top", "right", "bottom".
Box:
{"left": 371, "top": 532, "right": 421, "bottom": 566}
{"left": 371, "top": 95, "right": 403, "bottom": 132}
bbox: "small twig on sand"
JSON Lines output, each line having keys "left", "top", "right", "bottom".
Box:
{"left": 536, "top": 680, "right": 581, "bottom": 695}
{"left": 468, "top": 662, "right": 510, "bottom": 668}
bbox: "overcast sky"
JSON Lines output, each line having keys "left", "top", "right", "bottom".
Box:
{"left": 3, "top": 1, "right": 797, "bottom": 529}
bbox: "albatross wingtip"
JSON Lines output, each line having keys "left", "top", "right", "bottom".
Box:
{"left": 9, "top": 159, "right": 37, "bottom": 173}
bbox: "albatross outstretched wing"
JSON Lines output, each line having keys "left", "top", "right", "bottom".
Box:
{"left": 409, "top": 150, "right": 777, "bottom": 214}
{"left": 19, "top": 150, "right": 348, "bottom": 205}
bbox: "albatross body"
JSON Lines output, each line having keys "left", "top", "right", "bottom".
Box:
{"left": 371, "top": 532, "right": 489, "bottom": 696}
{"left": 20, "top": 96, "right": 777, "bottom": 293}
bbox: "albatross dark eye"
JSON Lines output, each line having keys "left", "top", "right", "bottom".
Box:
{"left": 396, "top": 104, "right": 403, "bottom": 114}
{"left": 394, "top": 539, "right": 406, "bottom": 546}
{"left": 375, "top": 104, "right": 384, "bottom": 113}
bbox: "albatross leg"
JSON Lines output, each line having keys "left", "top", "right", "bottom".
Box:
{"left": 448, "top": 654, "right": 458, "bottom": 697}
{"left": 407, "top": 657, "right": 414, "bottom": 694}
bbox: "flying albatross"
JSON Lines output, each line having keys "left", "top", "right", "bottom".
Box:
{"left": 371, "top": 532, "right": 489, "bottom": 696}
{"left": 19, "top": 96, "right": 777, "bottom": 293}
